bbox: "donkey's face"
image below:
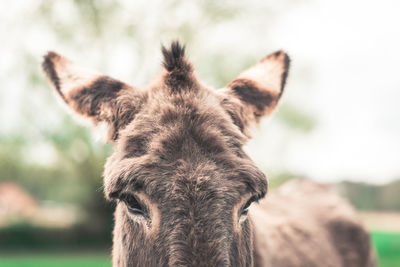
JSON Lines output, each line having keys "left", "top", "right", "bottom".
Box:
{"left": 42, "top": 42, "right": 290, "bottom": 267}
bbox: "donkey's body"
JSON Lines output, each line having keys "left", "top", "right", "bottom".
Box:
{"left": 252, "top": 179, "right": 375, "bottom": 267}
{"left": 42, "top": 42, "right": 375, "bottom": 267}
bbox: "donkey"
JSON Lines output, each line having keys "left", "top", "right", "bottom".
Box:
{"left": 42, "top": 42, "right": 376, "bottom": 267}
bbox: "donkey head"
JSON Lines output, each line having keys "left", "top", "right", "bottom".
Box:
{"left": 42, "top": 42, "right": 290, "bottom": 267}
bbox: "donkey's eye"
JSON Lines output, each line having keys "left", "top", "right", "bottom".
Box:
{"left": 241, "top": 196, "right": 258, "bottom": 216}
{"left": 122, "top": 194, "right": 146, "bottom": 217}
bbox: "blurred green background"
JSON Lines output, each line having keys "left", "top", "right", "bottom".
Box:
{"left": 1, "top": 0, "right": 399, "bottom": 266}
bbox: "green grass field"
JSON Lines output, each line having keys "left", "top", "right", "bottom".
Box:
{"left": 371, "top": 232, "right": 400, "bottom": 267}
{"left": 0, "top": 232, "right": 399, "bottom": 267}
{"left": 0, "top": 252, "right": 111, "bottom": 267}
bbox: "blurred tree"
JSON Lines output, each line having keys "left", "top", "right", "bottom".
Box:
{"left": 337, "top": 180, "right": 400, "bottom": 211}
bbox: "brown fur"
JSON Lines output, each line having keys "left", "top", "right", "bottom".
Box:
{"left": 42, "top": 42, "right": 376, "bottom": 267}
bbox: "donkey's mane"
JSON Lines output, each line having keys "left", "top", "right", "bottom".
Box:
{"left": 161, "top": 41, "right": 188, "bottom": 71}
{"left": 161, "top": 41, "right": 195, "bottom": 91}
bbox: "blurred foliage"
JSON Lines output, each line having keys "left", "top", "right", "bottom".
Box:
{"left": 277, "top": 103, "right": 317, "bottom": 132}
{"left": 337, "top": 180, "right": 400, "bottom": 211}
{"left": 267, "top": 171, "right": 296, "bottom": 189}
{"left": 0, "top": 222, "right": 111, "bottom": 250}
{"left": 0, "top": 118, "right": 111, "bottom": 205}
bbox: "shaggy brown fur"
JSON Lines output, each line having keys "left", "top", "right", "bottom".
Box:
{"left": 42, "top": 42, "right": 376, "bottom": 267}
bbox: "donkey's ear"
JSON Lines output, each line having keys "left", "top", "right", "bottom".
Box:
{"left": 220, "top": 51, "right": 290, "bottom": 133}
{"left": 42, "top": 51, "right": 145, "bottom": 141}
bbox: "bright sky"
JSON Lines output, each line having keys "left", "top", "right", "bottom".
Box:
{"left": 247, "top": 0, "right": 400, "bottom": 184}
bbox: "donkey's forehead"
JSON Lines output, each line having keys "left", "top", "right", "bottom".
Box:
{"left": 104, "top": 88, "right": 267, "bottom": 199}
{"left": 118, "top": 84, "right": 246, "bottom": 158}
{"left": 104, "top": 148, "right": 268, "bottom": 202}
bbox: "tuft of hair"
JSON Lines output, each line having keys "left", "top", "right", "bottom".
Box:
{"left": 161, "top": 41, "right": 192, "bottom": 73}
